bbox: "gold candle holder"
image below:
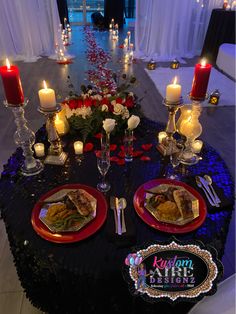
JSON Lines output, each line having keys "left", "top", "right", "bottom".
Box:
{"left": 157, "top": 98, "right": 183, "bottom": 156}
{"left": 38, "top": 104, "right": 68, "bottom": 165}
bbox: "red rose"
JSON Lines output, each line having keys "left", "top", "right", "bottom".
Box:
{"left": 84, "top": 98, "right": 93, "bottom": 107}
{"left": 108, "top": 103, "right": 113, "bottom": 112}
{"left": 124, "top": 96, "right": 134, "bottom": 108}
{"left": 101, "top": 97, "right": 109, "bottom": 105}
{"left": 116, "top": 97, "right": 123, "bottom": 104}
{"left": 92, "top": 99, "right": 98, "bottom": 106}
{"left": 68, "top": 99, "right": 77, "bottom": 110}
{"left": 77, "top": 99, "right": 83, "bottom": 108}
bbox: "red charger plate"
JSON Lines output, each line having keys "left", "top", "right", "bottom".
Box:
{"left": 133, "top": 179, "right": 207, "bottom": 234}
{"left": 31, "top": 184, "right": 108, "bottom": 243}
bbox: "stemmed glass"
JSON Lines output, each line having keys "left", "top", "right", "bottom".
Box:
{"left": 97, "top": 148, "right": 111, "bottom": 193}
{"left": 168, "top": 144, "right": 184, "bottom": 180}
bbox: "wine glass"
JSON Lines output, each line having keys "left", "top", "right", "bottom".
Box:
{"left": 168, "top": 144, "right": 184, "bottom": 180}
{"left": 97, "top": 149, "right": 111, "bottom": 192}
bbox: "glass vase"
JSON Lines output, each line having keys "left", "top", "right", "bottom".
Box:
{"left": 124, "top": 129, "right": 134, "bottom": 162}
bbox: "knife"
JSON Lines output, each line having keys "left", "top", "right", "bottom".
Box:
{"left": 110, "top": 196, "right": 118, "bottom": 234}
{"left": 115, "top": 197, "right": 122, "bottom": 236}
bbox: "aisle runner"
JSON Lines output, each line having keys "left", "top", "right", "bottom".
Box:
{"left": 145, "top": 67, "right": 235, "bottom": 107}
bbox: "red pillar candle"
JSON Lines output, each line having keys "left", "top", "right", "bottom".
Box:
{"left": 190, "top": 59, "right": 212, "bottom": 100}
{"left": 0, "top": 59, "right": 24, "bottom": 105}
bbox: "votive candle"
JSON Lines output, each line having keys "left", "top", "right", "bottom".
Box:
{"left": 158, "top": 131, "right": 167, "bottom": 144}
{"left": 74, "top": 141, "right": 83, "bottom": 155}
{"left": 34, "top": 143, "right": 45, "bottom": 157}
{"left": 191, "top": 140, "right": 203, "bottom": 153}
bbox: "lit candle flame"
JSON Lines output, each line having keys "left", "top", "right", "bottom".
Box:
{"left": 43, "top": 80, "right": 48, "bottom": 89}
{"left": 173, "top": 76, "right": 178, "bottom": 85}
{"left": 6, "top": 58, "right": 10, "bottom": 70}
{"left": 201, "top": 59, "right": 207, "bottom": 67}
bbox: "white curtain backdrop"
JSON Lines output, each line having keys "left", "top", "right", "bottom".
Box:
{"left": 135, "top": 0, "right": 226, "bottom": 62}
{"left": 0, "top": 0, "right": 62, "bottom": 62}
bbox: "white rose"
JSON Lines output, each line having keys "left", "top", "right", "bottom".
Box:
{"left": 127, "top": 115, "right": 140, "bottom": 130}
{"left": 101, "top": 104, "right": 108, "bottom": 112}
{"left": 103, "top": 118, "right": 116, "bottom": 133}
{"left": 113, "top": 103, "right": 124, "bottom": 115}
{"left": 111, "top": 100, "right": 116, "bottom": 106}
{"left": 105, "top": 94, "right": 112, "bottom": 98}
{"left": 65, "top": 106, "right": 73, "bottom": 119}
{"left": 122, "top": 107, "right": 130, "bottom": 120}
{"left": 75, "top": 107, "right": 92, "bottom": 119}
{"left": 128, "top": 92, "right": 134, "bottom": 97}
{"left": 95, "top": 94, "right": 102, "bottom": 101}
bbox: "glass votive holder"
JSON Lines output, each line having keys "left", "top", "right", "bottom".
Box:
{"left": 124, "top": 129, "right": 133, "bottom": 162}
{"left": 34, "top": 143, "right": 45, "bottom": 157}
{"left": 191, "top": 140, "right": 203, "bottom": 153}
{"left": 158, "top": 131, "right": 167, "bottom": 144}
{"left": 74, "top": 141, "right": 83, "bottom": 155}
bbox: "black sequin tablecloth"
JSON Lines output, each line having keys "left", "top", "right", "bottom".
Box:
{"left": 0, "top": 118, "right": 234, "bottom": 314}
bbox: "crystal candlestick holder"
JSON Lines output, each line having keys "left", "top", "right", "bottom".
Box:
{"left": 157, "top": 97, "right": 183, "bottom": 156}
{"left": 38, "top": 105, "right": 68, "bottom": 165}
{"left": 4, "top": 99, "right": 43, "bottom": 176}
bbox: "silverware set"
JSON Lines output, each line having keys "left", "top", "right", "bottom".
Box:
{"left": 110, "top": 196, "right": 127, "bottom": 235}
{"left": 195, "top": 175, "right": 221, "bottom": 207}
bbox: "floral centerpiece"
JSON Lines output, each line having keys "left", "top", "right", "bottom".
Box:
{"left": 62, "top": 75, "right": 142, "bottom": 140}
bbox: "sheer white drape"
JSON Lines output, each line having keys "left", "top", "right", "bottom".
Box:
{"left": 135, "top": 0, "right": 223, "bottom": 61}
{"left": 0, "top": 0, "right": 61, "bottom": 62}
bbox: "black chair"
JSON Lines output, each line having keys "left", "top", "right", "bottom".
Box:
{"left": 91, "top": 12, "right": 105, "bottom": 29}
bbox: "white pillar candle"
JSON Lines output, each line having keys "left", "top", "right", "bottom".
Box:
{"left": 74, "top": 141, "right": 83, "bottom": 155}
{"left": 158, "top": 131, "right": 167, "bottom": 144}
{"left": 166, "top": 77, "right": 182, "bottom": 103}
{"left": 191, "top": 140, "right": 203, "bottom": 153}
{"left": 55, "top": 114, "right": 65, "bottom": 135}
{"left": 34, "top": 143, "right": 45, "bottom": 157}
{"left": 38, "top": 80, "right": 56, "bottom": 110}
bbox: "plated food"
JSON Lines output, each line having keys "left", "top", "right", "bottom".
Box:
{"left": 39, "top": 189, "right": 97, "bottom": 233}
{"left": 145, "top": 184, "right": 199, "bottom": 226}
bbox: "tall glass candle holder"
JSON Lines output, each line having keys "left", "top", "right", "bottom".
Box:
{"left": 177, "top": 94, "right": 206, "bottom": 165}
{"left": 38, "top": 104, "right": 68, "bottom": 165}
{"left": 4, "top": 99, "right": 43, "bottom": 176}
